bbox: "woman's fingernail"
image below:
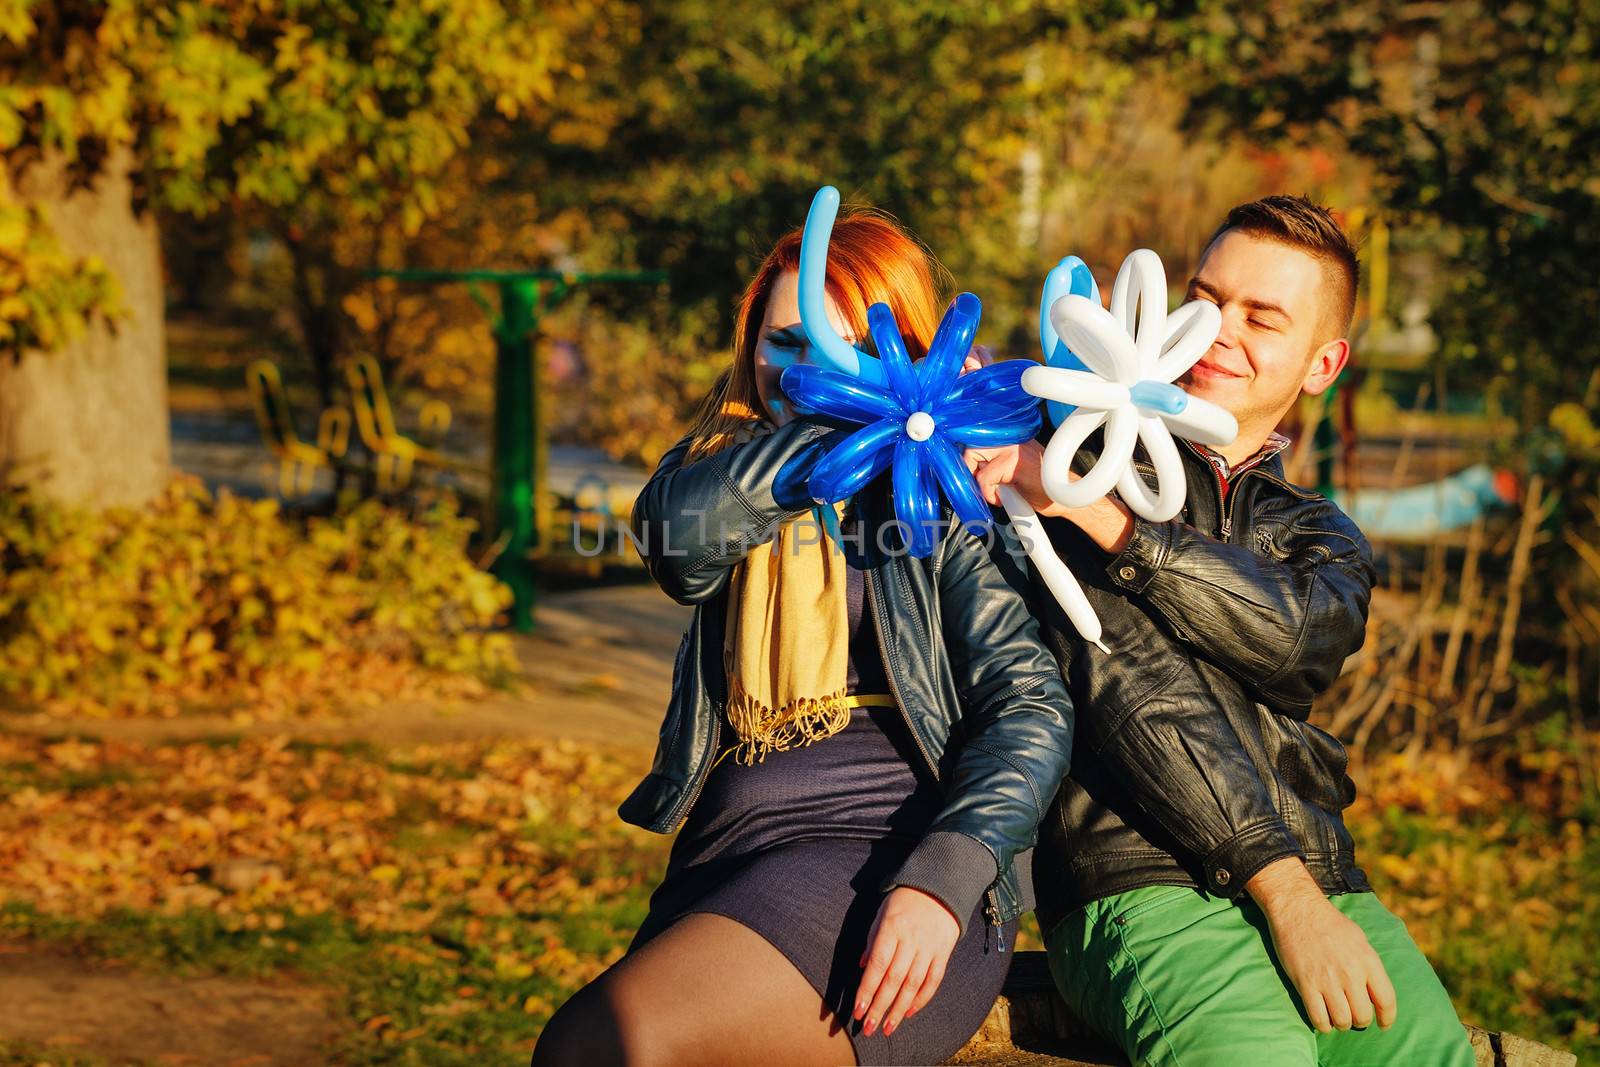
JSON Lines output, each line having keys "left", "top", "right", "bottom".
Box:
{"left": 884, "top": 1021, "right": 896, "bottom": 1036}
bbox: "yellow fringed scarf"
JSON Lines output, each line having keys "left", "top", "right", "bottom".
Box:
{"left": 721, "top": 427, "right": 851, "bottom": 766}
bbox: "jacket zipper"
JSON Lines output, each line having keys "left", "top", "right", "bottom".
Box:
{"left": 1183, "top": 438, "right": 1249, "bottom": 542}
{"left": 866, "top": 554, "right": 1007, "bottom": 945}
{"left": 670, "top": 693, "right": 720, "bottom": 832}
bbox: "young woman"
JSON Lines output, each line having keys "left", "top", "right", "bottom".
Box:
{"left": 533, "top": 210, "right": 1074, "bottom": 1067}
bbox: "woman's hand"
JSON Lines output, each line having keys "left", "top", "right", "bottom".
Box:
{"left": 853, "top": 886, "right": 961, "bottom": 1037}
{"left": 960, "top": 344, "right": 995, "bottom": 375}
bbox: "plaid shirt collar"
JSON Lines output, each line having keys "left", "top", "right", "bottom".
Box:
{"left": 1194, "top": 430, "right": 1292, "bottom": 495}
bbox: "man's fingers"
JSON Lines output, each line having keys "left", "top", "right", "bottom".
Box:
{"left": 864, "top": 944, "right": 915, "bottom": 1035}
{"left": 1325, "top": 986, "right": 1354, "bottom": 1031}
{"left": 969, "top": 447, "right": 1018, "bottom": 506}
{"left": 1370, "top": 964, "right": 1398, "bottom": 1030}
{"left": 1347, "top": 982, "right": 1376, "bottom": 1030}
{"left": 1302, "top": 986, "right": 1333, "bottom": 1033}
{"left": 879, "top": 954, "right": 928, "bottom": 1036}
{"left": 972, "top": 461, "right": 1000, "bottom": 505}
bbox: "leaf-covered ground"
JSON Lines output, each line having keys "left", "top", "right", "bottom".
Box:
{"left": 0, "top": 730, "right": 1592, "bottom": 1065}
{"left": 0, "top": 733, "right": 670, "bottom": 1066}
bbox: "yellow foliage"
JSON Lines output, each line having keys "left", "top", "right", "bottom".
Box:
{"left": 0, "top": 733, "right": 664, "bottom": 991}
{"left": 0, "top": 471, "right": 516, "bottom": 717}
{"left": 1, "top": 0, "right": 586, "bottom": 357}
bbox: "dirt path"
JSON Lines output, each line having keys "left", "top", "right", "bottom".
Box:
{"left": 0, "top": 941, "right": 342, "bottom": 1067}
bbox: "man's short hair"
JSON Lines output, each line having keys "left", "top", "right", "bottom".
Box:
{"left": 1202, "top": 196, "right": 1360, "bottom": 339}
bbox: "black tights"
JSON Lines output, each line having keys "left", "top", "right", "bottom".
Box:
{"left": 531, "top": 912, "right": 859, "bottom": 1067}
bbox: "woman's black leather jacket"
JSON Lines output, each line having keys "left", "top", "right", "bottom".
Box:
{"left": 620, "top": 417, "right": 1075, "bottom": 936}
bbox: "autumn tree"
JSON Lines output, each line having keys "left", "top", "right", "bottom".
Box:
{"left": 0, "top": 0, "right": 577, "bottom": 507}
{"left": 467, "top": 0, "right": 1305, "bottom": 463}
{"left": 1165, "top": 0, "right": 1600, "bottom": 421}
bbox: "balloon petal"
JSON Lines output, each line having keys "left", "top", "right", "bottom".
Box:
{"left": 1040, "top": 406, "right": 1140, "bottom": 509}
{"left": 935, "top": 363, "right": 1038, "bottom": 427}
{"left": 926, "top": 433, "right": 992, "bottom": 530}
{"left": 893, "top": 437, "right": 939, "bottom": 558}
{"left": 807, "top": 418, "right": 900, "bottom": 503}
{"left": 780, "top": 363, "right": 902, "bottom": 423}
{"left": 1045, "top": 339, "right": 1089, "bottom": 373}
{"left": 942, "top": 413, "right": 1042, "bottom": 448}
{"left": 939, "top": 359, "right": 1031, "bottom": 412}
{"left": 1109, "top": 248, "right": 1167, "bottom": 375}
{"left": 1039, "top": 256, "right": 1098, "bottom": 371}
{"left": 1021, "top": 365, "right": 1132, "bottom": 411}
{"left": 1115, "top": 417, "right": 1185, "bottom": 521}
{"left": 944, "top": 356, "right": 1028, "bottom": 398}
{"left": 1153, "top": 299, "right": 1221, "bottom": 383}
{"left": 868, "top": 302, "right": 922, "bottom": 413}
{"left": 1163, "top": 394, "right": 1238, "bottom": 447}
{"left": 916, "top": 292, "right": 981, "bottom": 409}
{"left": 798, "top": 187, "right": 886, "bottom": 384}
{"left": 1050, "top": 294, "right": 1141, "bottom": 383}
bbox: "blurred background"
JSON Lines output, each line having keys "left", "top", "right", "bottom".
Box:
{"left": 0, "top": 2, "right": 1595, "bottom": 1065}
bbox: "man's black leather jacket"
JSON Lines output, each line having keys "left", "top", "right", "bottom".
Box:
{"left": 621, "top": 418, "right": 1075, "bottom": 937}
{"left": 1030, "top": 439, "right": 1377, "bottom": 940}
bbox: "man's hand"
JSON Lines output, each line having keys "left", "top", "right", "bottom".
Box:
{"left": 853, "top": 886, "right": 961, "bottom": 1037}
{"left": 1247, "top": 857, "right": 1398, "bottom": 1033}
{"left": 964, "top": 440, "right": 1136, "bottom": 554}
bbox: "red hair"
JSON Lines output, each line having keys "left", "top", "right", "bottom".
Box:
{"left": 687, "top": 209, "right": 949, "bottom": 462}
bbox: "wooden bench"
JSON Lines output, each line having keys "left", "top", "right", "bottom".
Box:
{"left": 945, "top": 951, "right": 1577, "bottom": 1067}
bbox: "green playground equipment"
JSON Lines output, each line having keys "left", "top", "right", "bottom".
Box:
{"left": 368, "top": 268, "right": 666, "bottom": 633}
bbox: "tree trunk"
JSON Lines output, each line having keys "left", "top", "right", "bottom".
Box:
{"left": 0, "top": 144, "right": 169, "bottom": 510}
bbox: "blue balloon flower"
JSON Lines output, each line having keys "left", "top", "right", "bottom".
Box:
{"left": 780, "top": 294, "right": 1041, "bottom": 558}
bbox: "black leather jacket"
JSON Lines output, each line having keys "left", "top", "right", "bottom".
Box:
{"left": 620, "top": 418, "right": 1075, "bottom": 935}
{"left": 1030, "top": 439, "right": 1377, "bottom": 940}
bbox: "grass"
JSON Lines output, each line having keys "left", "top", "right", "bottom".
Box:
{"left": 1345, "top": 738, "right": 1600, "bottom": 1060}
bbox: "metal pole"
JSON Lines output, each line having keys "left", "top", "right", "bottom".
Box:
{"left": 492, "top": 279, "right": 539, "bottom": 632}
{"left": 366, "top": 267, "right": 664, "bottom": 634}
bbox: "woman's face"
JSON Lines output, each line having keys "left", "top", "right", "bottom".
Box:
{"left": 752, "top": 269, "right": 856, "bottom": 427}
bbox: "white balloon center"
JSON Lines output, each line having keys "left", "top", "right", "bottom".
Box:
{"left": 904, "top": 411, "right": 936, "bottom": 441}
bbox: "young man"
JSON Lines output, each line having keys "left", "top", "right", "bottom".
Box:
{"left": 967, "top": 197, "right": 1476, "bottom": 1066}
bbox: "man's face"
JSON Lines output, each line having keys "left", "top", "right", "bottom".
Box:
{"left": 1181, "top": 230, "right": 1345, "bottom": 441}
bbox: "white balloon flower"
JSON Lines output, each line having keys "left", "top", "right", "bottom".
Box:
{"left": 1022, "top": 248, "right": 1239, "bottom": 524}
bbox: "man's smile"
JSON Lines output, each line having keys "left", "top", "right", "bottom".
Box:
{"left": 1188, "top": 358, "right": 1247, "bottom": 381}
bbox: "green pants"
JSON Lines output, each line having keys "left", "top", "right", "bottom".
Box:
{"left": 1044, "top": 885, "right": 1477, "bottom": 1067}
